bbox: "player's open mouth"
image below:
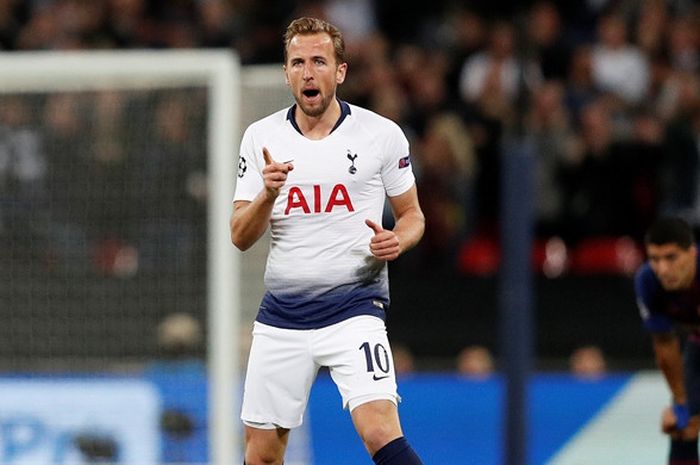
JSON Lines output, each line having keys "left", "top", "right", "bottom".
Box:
{"left": 302, "top": 89, "right": 320, "bottom": 98}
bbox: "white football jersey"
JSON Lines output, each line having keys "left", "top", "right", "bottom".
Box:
{"left": 234, "top": 101, "right": 415, "bottom": 329}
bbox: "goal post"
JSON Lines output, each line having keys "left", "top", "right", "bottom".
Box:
{"left": 0, "top": 50, "right": 241, "bottom": 465}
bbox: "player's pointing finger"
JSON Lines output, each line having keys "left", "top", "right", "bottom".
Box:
{"left": 262, "top": 147, "right": 274, "bottom": 166}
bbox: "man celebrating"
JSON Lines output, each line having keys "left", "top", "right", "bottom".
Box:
{"left": 636, "top": 217, "right": 700, "bottom": 464}
{"left": 230, "top": 17, "right": 426, "bottom": 465}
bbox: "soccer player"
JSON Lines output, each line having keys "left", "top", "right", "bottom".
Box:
{"left": 230, "top": 17, "right": 426, "bottom": 465}
{"left": 635, "top": 217, "right": 700, "bottom": 465}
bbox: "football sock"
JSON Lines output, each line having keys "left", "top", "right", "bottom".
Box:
{"left": 670, "top": 439, "right": 699, "bottom": 465}
{"left": 372, "top": 436, "right": 424, "bottom": 465}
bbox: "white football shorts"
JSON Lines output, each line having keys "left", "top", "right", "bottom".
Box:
{"left": 240, "top": 315, "right": 400, "bottom": 430}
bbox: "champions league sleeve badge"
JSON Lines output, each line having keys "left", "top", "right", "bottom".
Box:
{"left": 237, "top": 156, "right": 247, "bottom": 178}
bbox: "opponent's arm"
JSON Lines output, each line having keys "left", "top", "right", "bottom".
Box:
{"left": 652, "top": 332, "right": 687, "bottom": 406}
{"left": 230, "top": 148, "right": 294, "bottom": 251}
{"left": 365, "top": 184, "right": 424, "bottom": 261}
{"left": 652, "top": 331, "right": 695, "bottom": 436}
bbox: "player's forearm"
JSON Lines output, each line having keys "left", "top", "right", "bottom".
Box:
{"left": 230, "top": 195, "right": 275, "bottom": 251}
{"left": 392, "top": 208, "right": 425, "bottom": 256}
{"left": 653, "top": 334, "right": 687, "bottom": 404}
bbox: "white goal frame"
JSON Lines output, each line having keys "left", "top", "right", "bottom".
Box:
{"left": 0, "top": 50, "right": 241, "bottom": 465}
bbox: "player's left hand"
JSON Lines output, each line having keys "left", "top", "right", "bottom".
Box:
{"left": 366, "top": 219, "right": 400, "bottom": 261}
{"left": 661, "top": 406, "right": 700, "bottom": 440}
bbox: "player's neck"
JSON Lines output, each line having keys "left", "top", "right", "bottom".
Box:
{"left": 295, "top": 99, "right": 341, "bottom": 140}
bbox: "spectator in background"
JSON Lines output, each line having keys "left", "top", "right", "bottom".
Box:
{"left": 591, "top": 13, "right": 649, "bottom": 106}
{"left": 0, "top": 95, "right": 48, "bottom": 266}
{"left": 82, "top": 91, "right": 137, "bottom": 277}
{"left": 322, "top": 0, "right": 377, "bottom": 57}
{"left": 130, "top": 91, "right": 207, "bottom": 274}
{"left": 456, "top": 345, "right": 495, "bottom": 379}
{"left": 0, "top": 0, "right": 23, "bottom": 50}
{"left": 196, "top": 0, "right": 246, "bottom": 49}
{"left": 391, "top": 343, "right": 416, "bottom": 377}
{"left": 527, "top": 80, "right": 576, "bottom": 237}
{"left": 413, "top": 113, "right": 476, "bottom": 269}
{"left": 620, "top": 109, "right": 665, "bottom": 239}
{"left": 143, "top": 312, "right": 207, "bottom": 464}
{"left": 560, "top": 98, "right": 616, "bottom": 240}
{"left": 458, "top": 19, "right": 543, "bottom": 234}
{"left": 569, "top": 345, "right": 607, "bottom": 379}
{"left": 564, "top": 45, "right": 600, "bottom": 125}
{"left": 42, "top": 93, "right": 91, "bottom": 272}
{"left": 559, "top": 97, "right": 647, "bottom": 241}
{"left": 527, "top": 1, "right": 571, "bottom": 82}
{"left": 443, "top": 6, "right": 487, "bottom": 94}
{"left": 459, "top": 20, "right": 542, "bottom": 114}
{"left": 666, "top": 15, "right": 699, "bottom": 75}
{"left": 104, "top": 0, "right": 157, "bottom": 48}
{"left": 633, "top": 0, "right": 669, "bottom": 60}
{"left": 662, "top": 98, "right": 700, "bottom": 230}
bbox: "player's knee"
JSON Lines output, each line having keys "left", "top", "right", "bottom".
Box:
{"left": 358, "top": 422, "right": 402, "bottom": 454}
{"left": 352, "top": 400, "right": 403, "bottom": 455}
{"left": 244, "top": 443, "right": 285, "bottom": 465}
{"left": 244, "top": 450, "right": 283, "bottom": 465}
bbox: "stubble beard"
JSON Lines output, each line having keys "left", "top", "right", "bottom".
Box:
{"left": 297, "top": 91, "right": 334, "bottom": 118}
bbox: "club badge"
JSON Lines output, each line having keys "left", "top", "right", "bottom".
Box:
{"left": 347, "top": 150, "right": 358, "bottom": 175}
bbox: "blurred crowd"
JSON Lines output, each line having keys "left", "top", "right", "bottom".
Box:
{"left": 0, "top": 89, "right": 209, "bottom": 276}
{"left": 2, "top": 0, "right": 700, "bottom": 277}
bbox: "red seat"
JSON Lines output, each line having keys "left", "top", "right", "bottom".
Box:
{"left": 569, "top": 236, "right": 643, "bottom": 275}
{"left": 457, "top": 236, "right": 500, "bottom": 276}
{"left": 458, "top": 236, "right": 571, "bottom": 277}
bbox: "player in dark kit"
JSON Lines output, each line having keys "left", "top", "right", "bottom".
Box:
{"left": 635, "top": 217, "right": 700, "bottom": 465}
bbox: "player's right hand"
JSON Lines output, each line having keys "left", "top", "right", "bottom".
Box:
{"left": 262, "top": 147, "right": 294, "bottom": 200}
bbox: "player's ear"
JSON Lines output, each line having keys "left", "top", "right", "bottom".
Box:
{"left": 283, "top": 64, "right": 290, "bottom": 86}
{"left": 336, "top": 62, "right": 347, "bottom": 85}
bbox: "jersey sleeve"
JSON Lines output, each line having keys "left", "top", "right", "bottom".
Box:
{"left": 233, "top": 126, "right": 264, "bottom": 202}
{"left": 380, "top": 122, "right": 415, "bottom": 198}
{"left": 634, "top": 265, "right": 674, "bottom": 333}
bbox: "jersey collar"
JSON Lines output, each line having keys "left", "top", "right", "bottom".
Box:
{"left": 286, "top": 99, "right": 351, "bottom": 136}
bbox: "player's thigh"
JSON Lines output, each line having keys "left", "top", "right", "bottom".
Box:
{"left": 315, "top": 316, "right": 399, "bottom": 410}
{"left": 241, "top": 322, "right": 318, "bottom": 429}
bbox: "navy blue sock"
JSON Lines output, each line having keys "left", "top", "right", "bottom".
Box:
{"left": 372, "top": 437, "right": 424, "bottom": 465}
{"left": 670, "top": 439, "right": 699, "bottom": 465}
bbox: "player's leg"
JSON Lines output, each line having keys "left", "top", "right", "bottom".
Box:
{"left": 670, "top": 337, "right": 700, "bottom": 465}
{"left": 241, "top": 322, "right": 319, "bottom": 465}
{"left": 244, "top": 426, "right": 289, "bottom": 465}
{"left": 351, "top": 398, "right": 403, "bottom": 455}
{"left": 350, "top": 399, "right": 424, "bottom": 464}
{"left": 314, "top": 315, "right": 425, "bottom": 464}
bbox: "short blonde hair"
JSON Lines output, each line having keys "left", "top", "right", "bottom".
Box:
{"left": 284, "top": 17, "right": 345, "bottom": 65}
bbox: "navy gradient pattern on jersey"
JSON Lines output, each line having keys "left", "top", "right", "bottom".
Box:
{"left": 257, "top": 281, "right": 388, "bottom": 329}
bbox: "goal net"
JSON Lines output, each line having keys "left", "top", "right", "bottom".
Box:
{"left": 0, "top": 51, "right": 292, "bottom": 465}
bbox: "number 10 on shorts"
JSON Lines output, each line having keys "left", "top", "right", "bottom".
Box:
{"left": 359, "top": 342, "right": 391, "bottom": 380}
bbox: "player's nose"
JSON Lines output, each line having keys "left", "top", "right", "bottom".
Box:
{"left": 657, "top": 262, "right": 672, "bottom": 277}
{"left": 302, "top": 63, "right": 314, "bottom": 79}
